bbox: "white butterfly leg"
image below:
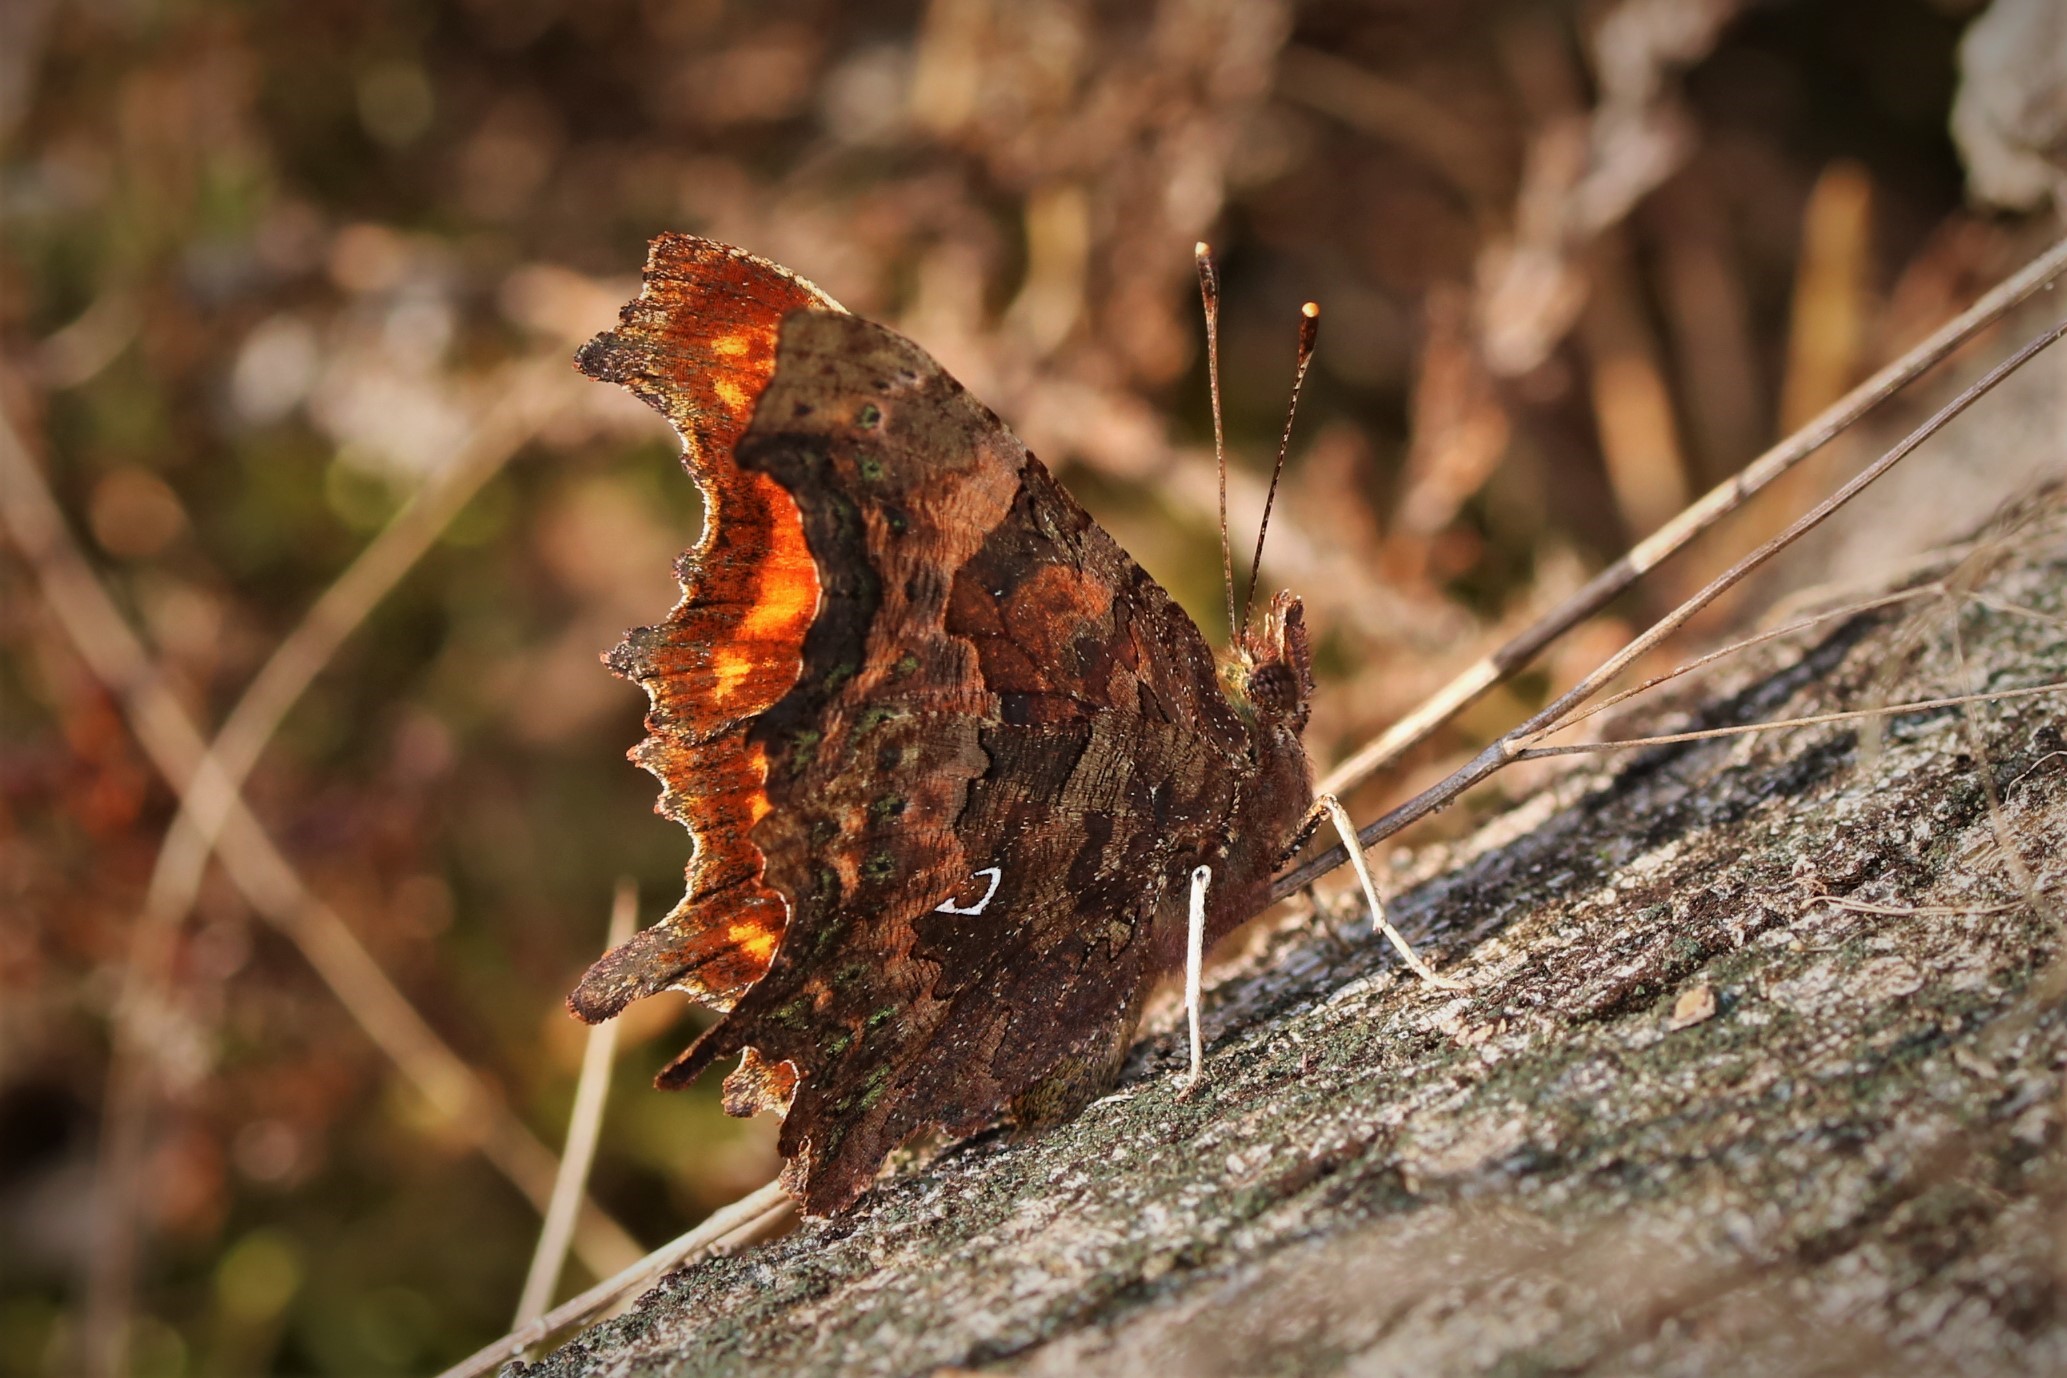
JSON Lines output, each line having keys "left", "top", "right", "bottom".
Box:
{"left": 1310, "top": 793, "right": 1468, "bottom": 990}
{"left": 1182, "top": 863, "right": 1211, "bottom": 1090}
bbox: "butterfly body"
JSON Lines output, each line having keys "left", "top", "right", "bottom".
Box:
{"left": 570, "top": 236, "right": 1314, "bottom": 1214}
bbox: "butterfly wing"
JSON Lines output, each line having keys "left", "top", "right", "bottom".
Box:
{"left": 576, "top": 242, "right": 1268, "bottom": 1215}
{"left": 569, "top": 235, "right": 843, "bottom": 1020}
{"left": 681, "top": 312, "right": 1264, "bottom": 1213}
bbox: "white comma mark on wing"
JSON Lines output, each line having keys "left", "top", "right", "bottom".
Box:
{"left": 935, "top": 866, "right": 1003, "bottom": 916}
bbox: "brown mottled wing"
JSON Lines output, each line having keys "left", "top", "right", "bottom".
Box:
{"left": 568, "top": 235, "right": 843, "bottom": 1022}
{"left": 660, "top": 311, "right": 1255, "bottom": 1214}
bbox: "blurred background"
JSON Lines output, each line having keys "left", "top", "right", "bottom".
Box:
{"left": 3, "top": 0, "right": 2063, "bottom": 1373}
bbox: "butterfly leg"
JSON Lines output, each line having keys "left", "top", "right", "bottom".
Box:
{"left": 1309, "top": 793, "right": 1469, "bottom": 990}
{"left": 1180, "top": 863, "right": 1212, "bottom": 1094}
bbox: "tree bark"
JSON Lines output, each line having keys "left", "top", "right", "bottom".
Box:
{"left": 520, "top": 483, "right": 2067, "bottom": 1378}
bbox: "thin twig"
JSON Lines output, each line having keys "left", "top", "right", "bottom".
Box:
{"left": 440, "top": 1182, "right": 796, "bottom": 1378}
{"left": 0, "top": 391, "right": 645, "bottom": 1376}
{"left": 1973, "top": 592, "right": 2067, "bottom": 631}
{"left": 517, "top": 881, "right": 639, "bottom": 1326}
{"left": 1317, "top": 234, "right": 2067, "bottom": 799}
{"left": 1530, "top": 527, "right": 2067, "bottom": 760}
{"left": 1755, "top": 538, "right": 1986, "bottom": 626}
{"left": 1279, "top": 317, "right": 2067, "bottom": 902}
{"left": 1509, "top": 680, "right": 2067, "bottom": 758}
{"left": 2005, "top": 750, "right": 2067, "bottom": 802}
{"left": 1541, "top": 585, "right": 1944, "bottom": 741}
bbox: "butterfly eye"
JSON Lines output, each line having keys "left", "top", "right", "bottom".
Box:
{"left": 1247, "top": 661, "right": 1299, "bottom": 716}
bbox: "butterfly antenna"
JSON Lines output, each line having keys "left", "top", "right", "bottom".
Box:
{"left": 1241, "top": 301, "right": 1319, "bottom": 637}
{"left": 1197, "top": 242, "right": 1238, "bottom": 644}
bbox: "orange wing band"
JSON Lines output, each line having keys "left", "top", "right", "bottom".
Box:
{"left": 570, "top": 235, "right": 844, "bottom": 1021}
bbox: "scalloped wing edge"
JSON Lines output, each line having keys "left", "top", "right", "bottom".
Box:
{"left": 569, "top": 235, "right": 846, "bottom": 1023}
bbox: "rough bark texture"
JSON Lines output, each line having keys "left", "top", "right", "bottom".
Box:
{"left": 520, "top": 489, "right": 2067, "bottom": 1378}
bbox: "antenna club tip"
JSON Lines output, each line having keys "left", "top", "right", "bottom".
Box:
{"left": 1194, "top": 241, "right": 1212, "bottom": 258}
{"left": 1301, "top": 301, "right": 1320, "bottom": 319}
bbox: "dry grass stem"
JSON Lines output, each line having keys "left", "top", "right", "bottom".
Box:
{"left": 516, "top": 880, "right": 640, "bottom": 1327}
{"left": 439, "top": 1182, "right": 796, "bottom": 1378}
{"left": 1542, "top": 585, "right": 1945, "bottom": 740}
{"left": 1512, "top": 679, "right": 2067, "bottom": 758}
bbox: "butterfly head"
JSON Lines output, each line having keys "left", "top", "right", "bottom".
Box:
{"left": 1225, "top": 589, "right": 1314, "bottom": 735}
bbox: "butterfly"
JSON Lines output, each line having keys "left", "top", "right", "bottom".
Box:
{"left": 564, "top": 234, "right": 1452, "bottom": 1215}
